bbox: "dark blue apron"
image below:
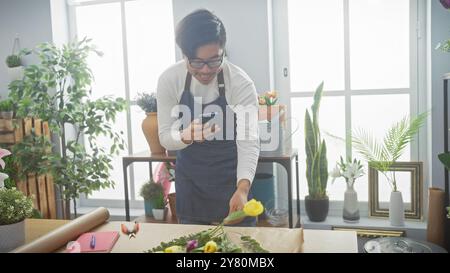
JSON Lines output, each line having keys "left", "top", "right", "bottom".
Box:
{"left": 175, "top": 70, "right": 256, "bottom": 226}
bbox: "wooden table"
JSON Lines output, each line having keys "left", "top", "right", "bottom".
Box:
{"left": 24, "top": 219, "right": 358, "bottom": 253}
{"left": 123, "top": 149, "right": 300, "bottom": 228}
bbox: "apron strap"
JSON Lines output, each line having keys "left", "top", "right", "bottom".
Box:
{"left": 217, "top": 70, "right": 225, "bottom": 97}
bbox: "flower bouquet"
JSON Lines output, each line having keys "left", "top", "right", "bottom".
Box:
{"left": 329, "top": 156, "right": 365, "bottom": 188}
{"left": 146, "top": 199, "right": 269, "bottom": 253}
{"left": 258, "top": 91, "right": 285, "bottom": 124}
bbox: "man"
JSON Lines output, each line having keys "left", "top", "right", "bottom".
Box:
{"left": 157, "top": 9, "right": 259, "bottom": 226}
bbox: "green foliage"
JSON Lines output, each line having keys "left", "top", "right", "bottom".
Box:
{"left": 6, "top": 55, "right": 21, "bottom": 68}
{"left": 136, "top": 92, "right": 157, "bottom": 113}
{"left": 0, "top": 187, "right": 34, "bottom": 225}
{"left": 305, "top": 82, "right": 328, "bottom": 199}
{"left": 5, "top": 49, "right": 31, "bottom": 68}
{"left": 140, "top": 181, "right": 166, "bottom": 208}
{"left": 11, "top": 132, "right": 52, "bottom": 179}
{"left": 146, "top": 225, "right": 268, "bottom": 253}
{"left": 436, "top": 40, "right": 450, "bottom": 53}
{"left": 0, "top": 99, "right": 13, "bottom": 112}
{"left": 353, "top": 112, "right": 428, "bottom": 192}
{"left": 9, "top": 38, "right": 126, "bottom": 205}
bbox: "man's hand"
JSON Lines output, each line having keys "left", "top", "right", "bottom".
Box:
{"left": 181, "top": 119, "right": 220, "bottom": 144}
{"left": 226, "top": 180, "right": 251, "bottom": 225}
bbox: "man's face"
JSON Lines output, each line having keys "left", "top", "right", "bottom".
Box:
{"left": 186, "top": 43, "right": 224, "bottom": 85}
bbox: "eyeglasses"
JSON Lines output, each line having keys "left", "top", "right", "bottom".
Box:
{"left": 188, "top": 54, "right": 224, "bottom": 69}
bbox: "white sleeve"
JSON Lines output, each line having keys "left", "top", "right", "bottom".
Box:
{"left": 232, "top": 81, "right": 260, "bottom": 185}
{"left": 156, "top": 74, "right": 190, "bottom": 151}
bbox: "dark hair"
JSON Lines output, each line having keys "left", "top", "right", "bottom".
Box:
{"left": 175, "top": 9, "right": 226, "bottom": 59}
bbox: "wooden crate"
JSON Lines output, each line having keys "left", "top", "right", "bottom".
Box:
{"left": 0, "top": 118, "right": 57, "bottom": 219}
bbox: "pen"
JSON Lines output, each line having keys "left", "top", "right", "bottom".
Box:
{"left": 90, "top": 234, "right": 96, "bottom": 249}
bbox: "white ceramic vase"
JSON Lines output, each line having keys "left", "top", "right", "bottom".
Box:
{"left": 343, "top": 179, "right": 360, "bottom": 223}
{"left": 0, "top": 220, "right": 25, "bottom": 253}
{"left": 389, "top": 191, "right": 405, "bottom": 226}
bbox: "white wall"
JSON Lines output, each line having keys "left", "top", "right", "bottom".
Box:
{"left": 430, "top": 0, "right": 450, "bottom": 191}
{"left": 172, "top": 0, "right": 272, "bottom": 93}
{"left": 0, "top": 0, "right": 53, "bottom": 98}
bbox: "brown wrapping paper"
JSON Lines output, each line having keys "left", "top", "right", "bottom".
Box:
{"left": 12, "top": 207, "right": 110, "bottom": 253}
{"left": 427, "top": 188, "right": 446, "bottom": 248}
{"left": 90, "top": 222, "right": 304, "bottom": 253}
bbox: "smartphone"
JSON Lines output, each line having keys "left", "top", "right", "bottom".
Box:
{"left": 198, "top": 112, "right": 218, "bottom": 124}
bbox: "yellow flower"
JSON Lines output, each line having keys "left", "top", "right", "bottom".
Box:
{"left": 243, "top": 199, "right": 264, "bottom": 217}
{"left": 204, "top": 241, "right": 218, "bottom": 253}
{"left": 164, "top": 245, "right": 185, "bottom": 253}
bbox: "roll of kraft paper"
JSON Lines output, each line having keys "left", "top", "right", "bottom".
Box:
{"left": 12, "top": 207, "right": 110, "bottom": 253}
{"left": 427, "top": 188, "right": 446, "bottom": 248}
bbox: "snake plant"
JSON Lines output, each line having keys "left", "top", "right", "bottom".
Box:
{"left": 305, "top": 82, "right": 328, "bottom": 199}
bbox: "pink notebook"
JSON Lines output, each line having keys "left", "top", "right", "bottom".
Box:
{"left": 76, "top": 231, "right": 120, "bottom": 253}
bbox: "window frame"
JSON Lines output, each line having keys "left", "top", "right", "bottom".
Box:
{"left": 67, "top": 0, "right": 175, "bottom": 210}
{"left": 272, "top": 0, "right": 428, "bottom": 217}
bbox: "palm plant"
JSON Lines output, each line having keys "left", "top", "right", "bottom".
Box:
{"left": 353, "top": 112, "right": 427, "bottom": 192}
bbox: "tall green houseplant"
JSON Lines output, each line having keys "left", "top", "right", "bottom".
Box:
{"left": 8, "top": 38, "right": 126, "bottom": 218}
{"left": 304, "top": 82, "right": 329, "bottom": 222}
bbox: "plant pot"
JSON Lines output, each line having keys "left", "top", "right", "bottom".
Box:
{"left": 152, "top": 208, "right": 166, "bottom": 221}
{"left": 305, "top": 196, "right": 329, "bottom": 222}
{"left": 7, "top": 66, "right": 24, "bottom": 82}
{"left": 389, "top": 191, "right": 405, "bottom": 226}
{"left": 343, "top": 184, "right": 360, "bottom": 223}
{"left": 0, "top": 111, "right": 13, "bottom": 119}
{"left": 0, "top": 220, "right": 25, "bottom": 253}
{"left": 142, "top": 112, "right": 166, "bottom": 154}
{"left": 427, "top": 188, "right": 446, "bottom": 248}
{"left": 144, "top": 199, "right": 153, "bottom": 217}
{"left": 168, "top": 192, "right": 177, "bottom": 219}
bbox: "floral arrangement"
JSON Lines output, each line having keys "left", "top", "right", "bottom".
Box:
{"left": 330, "top": 156, "right": 365, "bottom": 188}
{"left": 258, "top": 91, "right": 278, "bottom": 106}
{"left": 146, "top": 199, "right": 269, "bottom": 253}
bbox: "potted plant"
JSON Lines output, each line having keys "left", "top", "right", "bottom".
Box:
{"left": 304, "top": 82, "right": 329, "bottom": 222}
{"left": 140, "top": 180, "right": 167, "bottom": 220}
{"left": 8, "top": 38, "right": 126, "bottom": 219}
{"left": 140, "top": 180, "right": 156, "bottom": 217}
{"left": 0, "top": 148, "right": 34, "bottom": 252}
{"left": 136, "top": 92, "right": 166, "bottom": 154}
{"left": 353, "top": 112, "right": 427, "bottom": 226}
{"left": 5, "top": 48, "right": 31, "bottom": 82}
{"left": 0, "top": 99, "right": 14, "bottom": 119}
{"left": 330, "top": 157, "right": 365, "bottom": 223}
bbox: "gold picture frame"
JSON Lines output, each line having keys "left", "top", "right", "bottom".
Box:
{"left": 368, "top": 162, "right": 423, "bottom": 220}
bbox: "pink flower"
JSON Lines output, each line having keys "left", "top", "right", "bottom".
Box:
{"left": 186, "top": 240, "right": 198, "bottom": 252}
{"left": 0, "top": 148, "right": 11, "bottom": 169}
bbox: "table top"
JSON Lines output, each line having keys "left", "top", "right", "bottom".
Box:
{"left": 123, "top": 149, "right": 298, "bottom": 162}
{"left": 25, "top": 218, "right": 357, "bottom": 253}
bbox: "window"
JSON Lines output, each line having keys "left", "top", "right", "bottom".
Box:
{"left": 275, "top": 0, "right": 423, "bottom": 211}
{"left": 68, "top": 0, "right": 175, "bottom": 207}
